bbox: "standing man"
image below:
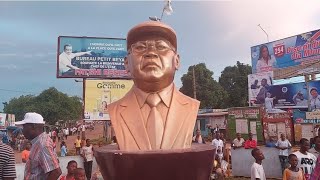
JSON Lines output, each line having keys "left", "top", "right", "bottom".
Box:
{"left": 75, "top": 135, "right": 82, "bottom": 155}
{"left": 81, "top": 139, "right": 94, "bottom": 180}
{"left": 275, "top": 133, "right": 291, "bottom": 173}
{"left": 293, "top": 138, "right": 317, "bottom": 179}
{"left": 0, "top": 141, "right": 16, "bottom": 179}
{"left": 244, "top": 133, "right": 257, "bottom": 149}
{"left": 309, "top": 136, "right": 320, "bottom": 158}
{"left": 232, "top": 133, "right": 245, "bottom": 149}
{"left": 59, "top": 44, "right": 91, "bottom": 76}
{"left": 251, "top": 148, "right": 266, "bottom": 180}
{"left": 211, "top": 133, "right": 224, "bottom": 155}
{"left": 15, "top": 112, "right": 61, "bottom": 180}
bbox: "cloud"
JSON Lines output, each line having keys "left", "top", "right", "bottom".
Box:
{"left": 0, "top": 64, "right": 18, "bottom": 70}
{"left": 0, "top": 41, "right": 16, "bottom": 47}
{"left": 0, "top": 53, "right": 17, "bottom": 57}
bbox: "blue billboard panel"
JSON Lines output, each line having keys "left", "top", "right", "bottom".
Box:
{"left": 267, "top": 82, "right": 308, "bottom": 108}
{"left": 308, "top": 80, "right": 320, "bottom": 111}
{"left": 251, "top": 29, "right": 320, "bottom": 76}
{"left": 57, "top": 36, "right": 129, "bottom": 78}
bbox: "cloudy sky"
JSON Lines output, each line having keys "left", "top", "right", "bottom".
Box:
{"left": 0, "top": 0, "right": 320, "bottom": 112}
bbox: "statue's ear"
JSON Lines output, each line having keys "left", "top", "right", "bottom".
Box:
{"left": 124, "top": 56, "right": 129, "bottom": 73}
{"left": 174, "top": 54, "right": 180, "bottom": 70}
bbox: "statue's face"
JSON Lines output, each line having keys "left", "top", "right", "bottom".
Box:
{"left": 125, "top": 37, "right": 180, "bottom": 92}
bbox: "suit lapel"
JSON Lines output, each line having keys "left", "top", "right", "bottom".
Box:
{"left": 161, "top": 87, "right": 190, "bottom": 149}
{"left": 120, "top": 90, "right": 151, "bottom": 150}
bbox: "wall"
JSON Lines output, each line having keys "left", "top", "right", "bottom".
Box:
{"left": 231, "top": 147, "right": 290, "bottom": 178}
{"left": 16, "top": 156, "right": 98, "bottom": 180}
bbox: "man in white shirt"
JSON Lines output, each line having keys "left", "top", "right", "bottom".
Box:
{"left": 293, "top": 138, "right": 317, "bottom": 179}
{"left": 275, "top": 133, "right": 291, "bottom": 173}
{"left": 251, "top": 148, "right": 266, "bottom": 180}
{"left": 232, "top": 133, "right": 245, "bottom": 149}
{"left": 309, "top": 136, "right": 320, "bottom": 158}
{"left": 59, "top": 44, "right": 91, "bottom": 76}
{"left": 212, "top": 133, "right": 224, "bottom": 155}
{"left": 310, "top": 87, "right": 320, "bottom": 111}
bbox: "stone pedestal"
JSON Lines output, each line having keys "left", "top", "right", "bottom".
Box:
{"left": 94, "top": 143, "right": 215, "bottom": 180}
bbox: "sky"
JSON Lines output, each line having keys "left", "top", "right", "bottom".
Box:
{"left": 0, "top": 0, "right": 320, "bottom": 112}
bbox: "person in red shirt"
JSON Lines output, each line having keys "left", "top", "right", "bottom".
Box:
{"left": 60, "top": 160, "right": 78, "bottom": 180}
{"left": 244, "top": 132, "right": 257, "bottom": 149}
{"left": 21, "top": 142, "right": 31, "bottom": 163}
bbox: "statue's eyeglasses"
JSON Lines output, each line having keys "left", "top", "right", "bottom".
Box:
{"left": 129, "top": 40, "right": 175, "bottom": 54}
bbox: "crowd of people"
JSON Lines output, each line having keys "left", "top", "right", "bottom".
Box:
{"left": 0, "top": 112, "right": 114, "bottom": 180}
{"left": 193, "top": 126, "right": 320, "bottom": 180}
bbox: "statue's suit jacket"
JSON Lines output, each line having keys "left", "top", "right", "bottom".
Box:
{"left": 108, "top": 86, "right": 200, "bottom": 151}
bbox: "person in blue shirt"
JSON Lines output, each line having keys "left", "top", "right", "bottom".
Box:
{"left": 60, "top": 141, "right": 67, "bottom": 157}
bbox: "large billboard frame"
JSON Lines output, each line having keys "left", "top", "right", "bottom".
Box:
{"left": 57, "top": 36, "right": 129, "bottom": 79}
{"left": 83, "top": 79, "right": 134, "bottom": 121}
{"left": 251, "top": 29, "right": 320, "bottom": 79}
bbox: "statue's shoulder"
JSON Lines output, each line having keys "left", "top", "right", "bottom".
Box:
{"left": 109, "top": 89, "right": 134, "bottom": 110}
{"left": 174, "top": 88, "right": 200, "bottom": 106}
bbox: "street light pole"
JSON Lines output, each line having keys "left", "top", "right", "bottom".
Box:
{"left": 258, "top": 24, "right": 269, "bottom": 43}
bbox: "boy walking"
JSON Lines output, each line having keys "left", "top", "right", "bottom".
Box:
{"left": 251, "top": 148, "right": 266, "bottom": 180}
{"left": 275, "top": 133, "right": 291, "bottom": 173}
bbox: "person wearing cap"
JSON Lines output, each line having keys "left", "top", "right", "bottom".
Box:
{"left": 310, "top": 87, "right": 320, "bottom": 111}
{"left": 108, "top": 21, "right": 200, "bottom": 151}
{"left": 15, "top": 112, "right": 62, "bottom": 180}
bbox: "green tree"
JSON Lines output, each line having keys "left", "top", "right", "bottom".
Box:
{"left": 219, "top": 61, "right": 252, "bottom": 107}
{"left": 4, "top": 87, "right": 82, "bottom": 125}
{"left": 180, "top": 63, "right": 228, "bottom": 108}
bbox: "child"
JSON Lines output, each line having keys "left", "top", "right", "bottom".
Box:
{"left": 283, "top": 154, "right": 305, "bottom": 180}
{"left": 60, "top": 141, "right": 67, "bottom": 157}
{"left": 251, "top": 148, "right": 266, "bottom": 180}
{"left": 74, "top": 168, "right": 86, "bottom": 180}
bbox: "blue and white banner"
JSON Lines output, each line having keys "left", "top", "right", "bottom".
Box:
{"left": 251, "top": 29, "right": 320, "bottom": 76}
{"left": 57, "top": 36, "right": 128, "bottom": 78}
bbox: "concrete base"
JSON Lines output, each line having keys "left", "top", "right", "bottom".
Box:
{"left": 95, "top": 143, "right": 215, "bottom": 180}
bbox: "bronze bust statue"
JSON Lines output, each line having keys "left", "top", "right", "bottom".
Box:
{"left": 108, "top": 21, "right": 200, "bottom": 150}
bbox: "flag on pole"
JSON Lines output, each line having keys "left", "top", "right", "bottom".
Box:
{"left": 163, "top": 0, "right": 173, "bottom": 15}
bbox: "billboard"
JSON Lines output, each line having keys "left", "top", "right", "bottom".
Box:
{"left": 308, "top": 80, "right": 320, "bottom": 111}
{"left": 84, "top": 79, "right": 134, "bottom": 120}
{"left": 248, "top": 72, "right": 273, "bottom": 106}
{"left": 7, "top": 114, "right": 15, "bottom": 126}
{"left": 0, "top": 113, "right": 7, "bottom": 128}
{"left": 267, "top": 82, "right": 308, "bottom": 108}
{"left": 293, "top": 110, "right": 320, "bottom": 124}
{"left": 251, "top": 29, "right": 320, "bottom": 79}
{"left": 57, "top": 36, "right": 129, "bottom": 78}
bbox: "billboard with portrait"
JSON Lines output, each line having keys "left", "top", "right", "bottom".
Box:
{"left": 267, "top": 82, "right": 308, "bottom": 108}
{"left": 0, "top": 113, "right": 7, "bottom": 128}
{"left": 57, "top": 36, "right": 129, "bottom": 78}
{"left": 308, "top": 80, "right": 320, "bottom": 111}
{"left": 84, "top": 79, "right": 134, "bottom": 120}
{"left": 248, "top": 71, "right": 273, "bottom": 106}
{"left": 251, "top": 29, "right": 320, "bottom": 78}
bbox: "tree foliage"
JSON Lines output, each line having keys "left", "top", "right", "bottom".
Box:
{"left": 180, "top": 63, "right": 228, "bottom": 108}
{"left": 219, "top": 61, "right": 252, "bottom": 107}
{"left": 4, "top": 87, "right": 82, "bottom": 125}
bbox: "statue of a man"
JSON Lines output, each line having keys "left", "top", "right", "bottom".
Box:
{"left": 108, "top": 21, "right": 200, "bottom": 151}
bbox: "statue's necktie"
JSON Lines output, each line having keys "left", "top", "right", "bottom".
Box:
{"left": 146, "top": 93, "right": 164, "bottom": 149}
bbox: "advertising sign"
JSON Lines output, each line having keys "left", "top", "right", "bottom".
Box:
{"left": 84, "top": 79, "right": 133, "bottom": 120}
{"left": 308, "top": 80, "right": 320, "bottom": 111}
{"left": 293, "top": 110, "right": 320, "bottom": 124}
{"left": 57, "top": 36, "right": 128, "bottom": 78}
{"left": 0, "top": 113, "right": 7, "bottom": 127}
{"left": 268, "top": 82, "right": 308, "bottom": 108}
{"left": 7, "top": 114, "right": 15, "bottom": 126}
{"left": 251, "top": 29, "right": 320, "bottom": 79}
{"left": 248, "top": 72, "right": 273, "bottom": 105}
